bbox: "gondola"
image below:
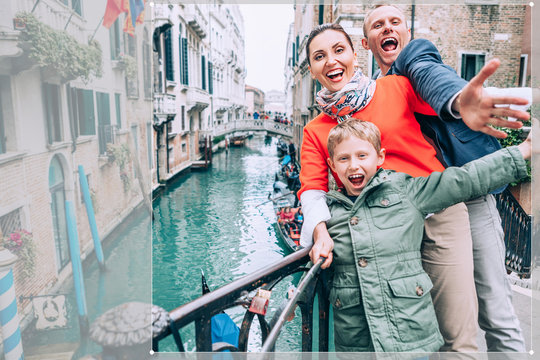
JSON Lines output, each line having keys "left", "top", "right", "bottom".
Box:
{"left": 269, "top": 156, "right": 303, "bottom": 252}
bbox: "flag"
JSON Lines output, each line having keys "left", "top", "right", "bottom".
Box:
{"left": 123, "top": 0, "right": 135, "bottom": 36}
{"left": 136, "top": 0, "right": 146, "bottom": 25}
{"left": 129, "top": 0, "right": 145, "bottom": 27}
{"left": 102, "top": 0, "right": 126, "bottom": 29}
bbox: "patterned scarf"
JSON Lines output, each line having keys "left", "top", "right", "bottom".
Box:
{"left": 315, "top": 70, "right": 376, "bottom": 123}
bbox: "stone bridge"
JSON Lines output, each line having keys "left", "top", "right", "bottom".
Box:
{"left": 212, "top": 119, "right": 293, "bottom": 138}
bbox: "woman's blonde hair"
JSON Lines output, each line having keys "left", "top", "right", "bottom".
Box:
{"left": 327, "top": 119, "right": 381, "bottom": 158}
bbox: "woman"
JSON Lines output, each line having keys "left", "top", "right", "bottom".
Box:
{"left": 298, "top": 23, "right": 478, "bottom": 352}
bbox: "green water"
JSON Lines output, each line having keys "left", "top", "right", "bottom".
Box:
{"left": 23, "top": 207, "right": 151, "bottom": 356}
{"left": 152, "top": 134, "right": 307, "bottom": 352}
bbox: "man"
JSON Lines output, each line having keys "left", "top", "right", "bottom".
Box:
{"left": 361, "top": 4, "right": 528, "bottom": 352}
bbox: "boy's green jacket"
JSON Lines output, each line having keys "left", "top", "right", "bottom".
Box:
{"left": 325, "top": 146, "right": 527, "bottom": 352}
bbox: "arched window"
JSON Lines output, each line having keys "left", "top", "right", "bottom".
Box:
{"left": 49, "top": 155, "right": 70, "bottom": 270}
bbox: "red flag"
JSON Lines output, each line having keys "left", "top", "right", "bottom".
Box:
{"left": 102, "top": 0, "right": 126, "bottom": 29}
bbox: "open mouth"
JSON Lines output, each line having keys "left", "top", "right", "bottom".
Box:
{"left": 348, "top": 174, "right": 365, "bottom": 187}
{"left": 381, "top": 38, "right": 398, "bottom": 52}
{"left": 326, "top": 69, "right": 344, "bottom": 80}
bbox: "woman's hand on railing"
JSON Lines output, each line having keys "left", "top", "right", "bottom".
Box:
{"left": 310, "top": 222, "right": 334, "bottom": 269}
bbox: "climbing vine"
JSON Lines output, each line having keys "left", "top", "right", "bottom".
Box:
{"left": 107, "top": 143, "right": 131, "bottom": 192}
{"left": 16, "top": 12, "right": 102, "bottom": 83}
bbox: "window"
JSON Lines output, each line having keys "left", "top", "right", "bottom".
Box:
{"left": 68, "top": 87, "right": 95, "bottom": 136}
{"left": 0, "top": 208, "right": 22, "bottom": 238}
{"left": 110, "top": 18, "right": 122, "bottom": 60}
{"left": 146, "top": 123, "right": 153, "bottom": 168}
{"left": 181, "top": 142, "right": 187, "bottom": 153}
{"left": 519, "top": 54, "right": 528, "bottom": 87}
{"left": 461, "top": 53, "right": 485, "bottom": 81}
{"left": 178, "top": 25, "right": 183, "bottom": 86}
{"left": 43, "top": 83, "right": 62, "bottom": 144}
{"left": 49, "top": 155, "right": 70, "bottom": 270}
{"left": 126, "top": 34, "right": 139, "bottom": 98}
{"left": 164, "top": 28, "right": 174, "bottom": 82}
{"left": 0, "top": 76, "right": 13, "bottom": 154}
{"left": 181, "top": 37, "right": 189, "bottom": 85}
{"left": 181, "top": 105, "right": 185, "bottom": 131}
{"left": 208, "top": 61, "right": 213, "bottom": 95}
{"left": 60, "top": 0, "right": 82, "bottom": 16}
{"left": 143, "top": 29, "right": 151, "bottom": 99}
{"left": 96, "top": 92, "right": 112, "bottom": 154}
{"left": 201, "top": 55, "right": 206, "bottom": 90}
{"left": 115, "top": 93, "right": 122, "bottom": 128}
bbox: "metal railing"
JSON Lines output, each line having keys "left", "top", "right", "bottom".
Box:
{"left": 152, "top": 246, "right": 330, "bottom": 353}
{"left": 495, "top": 188, "right": 532, "bottom": 276}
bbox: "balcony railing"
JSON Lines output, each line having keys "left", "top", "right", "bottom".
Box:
{"left": 495, "top": 188, "right": 532, "bottom": 276}
{"left": 152, "top": 246, "right": 330, "bottom": 352}
{"left": 154, "top": 93, "right": 176, "bottom": 115}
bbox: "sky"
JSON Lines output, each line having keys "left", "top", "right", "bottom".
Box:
{"left": 238, "top": 4, "right": 295, "bottom": 93}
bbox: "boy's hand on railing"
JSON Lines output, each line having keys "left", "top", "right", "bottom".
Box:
{"left": 310, "top": 222, "right": 334, "bottom": 269}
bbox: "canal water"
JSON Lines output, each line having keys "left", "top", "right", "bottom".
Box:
{"left": 152, "top": 134, "right": 310, "bottom": 352}
{"left": 23, "top": 206, "right": 151, "bottom": 357}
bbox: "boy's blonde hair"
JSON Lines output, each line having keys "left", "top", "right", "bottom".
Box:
{"left": 327, "top": 119, "right": 382, "bottom": 158}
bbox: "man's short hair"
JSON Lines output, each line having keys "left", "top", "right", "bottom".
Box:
{"left": 327, "top": 119, "right": 382, "bottom": 158}
{"left": 362, "top": 4, "right": 407, "bottom": 38}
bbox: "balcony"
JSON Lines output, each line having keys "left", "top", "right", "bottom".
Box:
{"left": 186, "top": 88, "right": 210, "bottom": 112}
{"left": 185, "top": 6, "right": 207, "bottom": 39}
{"left": 154, "top": 93, "right": 176, "bottom": 114}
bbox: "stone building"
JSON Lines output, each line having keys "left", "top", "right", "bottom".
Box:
{"left": 152, "top": 3, "right": 246, "bottom": 187}
{"left": 245, "top": 84, "right": 265, "bottom": 116}
{"left": 288, "top": 3, "right": 531, "bottom": 149}
{"left": 264, "top": 89, "right": 286, "bottom": 115}
{"left": 0, "top": 0, "right": 152, "bottom": 344}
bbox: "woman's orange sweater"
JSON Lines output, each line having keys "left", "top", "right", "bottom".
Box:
{"left": 299, "top": 75, "right": 445, "bottom": 197}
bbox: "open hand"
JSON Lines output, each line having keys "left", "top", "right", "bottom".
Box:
{"left": 456, "top": 58, "right": 530, "bottom": 138}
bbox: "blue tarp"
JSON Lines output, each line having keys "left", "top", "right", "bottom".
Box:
{"left": 281, "top": 155, "right": 291, "bottom": 165}
{"left": 211, "top": 313, "right": 240, "bottom": 348}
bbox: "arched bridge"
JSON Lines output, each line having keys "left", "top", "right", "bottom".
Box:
{"left": 213, "top": 119, "right": 293, "bottom": 138}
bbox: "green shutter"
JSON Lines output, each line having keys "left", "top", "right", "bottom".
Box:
{"left": 165, "top": 29, "right": 174, "bottom": 81}
{"left": 202, "top": 55, "right": 206, "bottom": 90}
{"left": 96, "top": 92, "right": 111, "bottom": 154}
{"left": 182, "top": 38, "right": 189, "bottom": 85}
{"left": 208, "top": 61, "right": 213, "bottom": 95}
{"left": 115, "top": 93, "right": 122, "bottom": 128}
{"left": 78, "top": 89, "right": 95, "bottom": 136}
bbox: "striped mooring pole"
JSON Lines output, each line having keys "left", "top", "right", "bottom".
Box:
{"left": 0, "top": 248, "right": 23, "bottom": 360}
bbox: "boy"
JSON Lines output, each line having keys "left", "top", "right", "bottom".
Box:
{"left": 324, "top": 119, "right": 531, "bottom": 352}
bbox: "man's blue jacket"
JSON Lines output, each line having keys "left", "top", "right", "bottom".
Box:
{"left": 386, "top": 38, "right": 503, "bottom": 171}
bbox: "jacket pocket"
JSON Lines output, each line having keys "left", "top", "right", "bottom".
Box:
{"left": 387, "top": 272, "right": 439, "bottom": 343}
{"left": 367, "top": 192, "right": 405, "bottom": 229}
{"left": 329, "top": 285, "right": 372, "bottom": 350}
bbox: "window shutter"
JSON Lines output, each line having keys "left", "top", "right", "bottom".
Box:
{"left": 208, "top": 61, "right": 213, "bottom": 95}
{"left": 164, "top": 29, "right": 174, "bottom": 82}
{"left": 202, "top": 55, "right": 206, "bottom": 90}
{"left": 182, "top": 38, "right": 189, "bottom": 85}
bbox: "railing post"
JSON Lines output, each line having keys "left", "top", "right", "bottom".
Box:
{"left": 195, "top": 316, "right": 212, "bottom": 351}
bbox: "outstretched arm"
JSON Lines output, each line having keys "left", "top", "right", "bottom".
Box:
{"left": 391, "top": 40, "right": 531, "bottom": 138}
{"left": 453, "top": 59, "right": 530, "bottom": 139}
